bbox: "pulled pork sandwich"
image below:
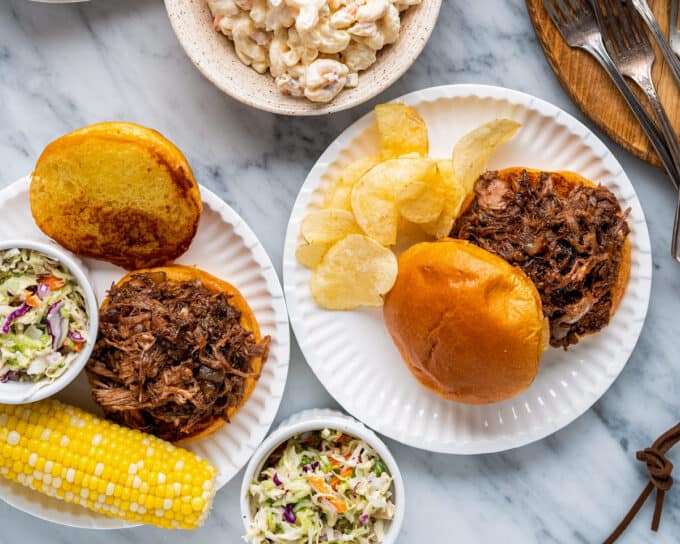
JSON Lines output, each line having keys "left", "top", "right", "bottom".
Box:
{"left": 452, "top": 167, "right": 631, "bottom": 348}
{"left": 86, "top": 265, "right": 270, "bottom": 443}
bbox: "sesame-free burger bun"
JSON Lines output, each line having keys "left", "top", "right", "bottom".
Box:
{"left": 383, "top": 239, "right": 549, "bottom": 404}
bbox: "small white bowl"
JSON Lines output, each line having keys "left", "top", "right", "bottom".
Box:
{"left": 240, "top": 408, "right": 405, "bottom": 543}
{"left": 164, "top": 0, "right": 442, "bottom": 116}
{"left": 0, "top": 239, "right": 99, "bottom": 404}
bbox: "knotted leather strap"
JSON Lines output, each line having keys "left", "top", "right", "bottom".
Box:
{"left": 604, "top": 423, "right": 680, "bottom": 543}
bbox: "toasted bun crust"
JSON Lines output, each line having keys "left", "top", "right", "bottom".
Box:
{"left": 383, "top": 240, "right": 549, "bottom": 404}
{"left": 30, "top": 122, "right": 202, "bottom": 270}
{"left": 111, "top": 265, "right": 264, "bottom": 443}
{"left": 494, "top": 167, "right": 631, "bottom": 323}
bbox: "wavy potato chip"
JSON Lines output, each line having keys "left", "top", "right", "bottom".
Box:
{"left": 376, "top": 104, "right": 429, "bottom": 159}
{"left": 421, "top": 159, "right": 467, "bottom": 238}
{"left": 296, "top": 242, "right": 331, "bottom": 269}
{"left": 453, "top": 118, "right": 521, "bottom": 192}
{"left": 324, "top": 185, "right": 352, "bottom": 212}
{"left": 301, "top": 209, "right": 362, "bottom": 244}
{"left": 310, "top": 234, "right": 398, "bottom": 310}
{"left": 324, "top": 155, "right": 381, "bottom": 211}
{"left": 436, "top": 158, "right": 454, "bottom": 183}
{"left": 396, "top": 181, "right": 445, "bottom": 224}
{"left": 351, "top": 158, "right": 435, "bottom": 245}
{"left": 396, "top": 152, "right": 423, "bottom": 160}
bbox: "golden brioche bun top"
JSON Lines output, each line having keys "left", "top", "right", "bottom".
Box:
{"left": 108, "top": 265, "right": 265, "bottom": 443}
{"left": 30, "top": 122, "right": 201, "bottom": 271}
{"left": 383, "top": 239, "right": 548, "bottom": 405}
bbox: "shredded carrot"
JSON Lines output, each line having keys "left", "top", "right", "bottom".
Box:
{"left": 330, "top": 477, "right": 340, "bottom": 490}
{"left": 73, "top": 342, "right": 84, "bottom": 352}
{"left": 23, "top": 292, "right": 41, "bottom": 308}
{"left": 340, "top": 467, "right": 353, "bottom": 479}
{"left": 307, "top": 476, "right": 347, "bottom": 513}
{"left": 329, "top": 457, "right": 343, "bottom": 468}
{"left": 40, "top": 276, "right": 65, "bottom": 290}
{"left": 307, "top": 476, "right": 330, "bottom": 494}
{"left": 325, "top": 496, "right": 347, "bottom": 513}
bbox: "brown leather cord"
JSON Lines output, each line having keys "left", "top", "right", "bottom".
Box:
{"left": 604, "top": 423, "right": 680, "bottom": 543}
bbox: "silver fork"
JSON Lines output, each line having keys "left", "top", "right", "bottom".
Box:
{"left": 591, "top": 0, "right": 680, "bottom": 261}
{"left": 630, "top": 0, "right": 680, "bottom": 88}
{"left": 541, "top": 0, "right": 678, "bottom": 190}
{"left": 671, "top": 0, "right": 680, "bottom": 58}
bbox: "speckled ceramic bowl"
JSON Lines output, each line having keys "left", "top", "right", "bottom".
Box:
{"left": 164, "top": 0, "right": 441, "bottom": 116}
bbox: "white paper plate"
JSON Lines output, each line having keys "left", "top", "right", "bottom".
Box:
{"left": 0, "top": 176, "right": 290, "bottom": 528}
{"left": 283, "top": 84, "right": 652, "bottom": 455}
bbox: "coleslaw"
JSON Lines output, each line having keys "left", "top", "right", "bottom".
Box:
{"left": 0, "top": 248, "right": 89, "bottom": 383}
{"left": 245, "top": 428, "right": 395, "bottom": 543}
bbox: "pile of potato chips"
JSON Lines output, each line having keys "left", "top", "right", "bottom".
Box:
{"left": 297, "top": 104, "right": 522, "bottom": 310}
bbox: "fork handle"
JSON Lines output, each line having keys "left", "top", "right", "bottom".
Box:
{"left": 583, "top": 39, "right": 680, "bottom": 190}
{"left": 632, "top": 0, "right": 680, "bottom": 91}
{"left": 668, "top": 173, "right": 680, "bottom": 261}
{"left": 631, "top": 0, "right": 680, "bottom": 261}
{"left": 635, "top": 79, "right": 680, "bottom": 261}
{"left": 638, "top": 79, "right": 680, "bottom": 174}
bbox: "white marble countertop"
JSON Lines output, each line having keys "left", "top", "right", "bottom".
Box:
{"left": 1, "top": 0, "right": 680, "bottom": 542}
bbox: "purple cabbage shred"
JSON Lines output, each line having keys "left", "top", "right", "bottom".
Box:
{"left": 0, "top": 370, "right": 20, "bottom": 383}
{"left": 46, "top": 300, "right": 64, "bottom": 350}
{"left": 2, "top": 304, "right": 30, "bottom": 334}
{"left": 37, "top": 283, "right": 51, "bottom": 299}
{"left": 68, "top": 330, "right": 85, "bottom": 343}
{"left": 283, "top": 504, "right": 296, "bottom": 524}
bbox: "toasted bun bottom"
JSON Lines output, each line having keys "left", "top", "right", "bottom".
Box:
{"left": 112, "top": 265, "right": 264, "bottom": 443}
{"left": 384, "top": 240, "right": 548, "bottom": 405}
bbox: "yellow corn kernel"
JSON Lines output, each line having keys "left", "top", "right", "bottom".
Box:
{"left": 0, "top": 400, "right": 216, "bottom": 530}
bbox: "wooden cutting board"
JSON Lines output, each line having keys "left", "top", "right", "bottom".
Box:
{"left": 527, "top": 0, "right": 680, "bottom": 168}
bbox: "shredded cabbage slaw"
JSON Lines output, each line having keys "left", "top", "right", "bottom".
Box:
{"left": 245, "top": 429, "right": 395, "bottom": 544}
{"left": 0, "top": 248, "right": 89, "bottom": 383}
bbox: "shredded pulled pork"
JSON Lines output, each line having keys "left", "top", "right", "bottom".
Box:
{"left": 86, "top": 272, "right": 270, "bottom": 442}
{"left": 452, "top": 170, "right": 630, "bottom": 348}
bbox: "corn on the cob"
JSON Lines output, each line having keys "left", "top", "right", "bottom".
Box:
{"left": 0, "top": 399, "right": 217, "bottom": 529}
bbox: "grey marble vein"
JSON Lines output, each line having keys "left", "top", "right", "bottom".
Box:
{"left": 1, "top": 0, "right": 680, "bottom": 542}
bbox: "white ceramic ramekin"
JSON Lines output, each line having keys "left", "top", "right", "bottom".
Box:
{"left": 0, "top": 239, "right": 99, "bottom": 404}
{"left": 240, "top": 408, "right": 405, "bottom": 543}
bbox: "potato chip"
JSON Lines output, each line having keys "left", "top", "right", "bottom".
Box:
{"left": 324, "top": 155, "right": 381, "bottom": 211}
{"left": 453, "top": 119, "right": 521, "bottom": 192}
{"left": 436, "top": 158, "right": 454, "bottom": 183}
{"left": 301, "top": 209, "right": 361, "bottom": 244}
{"left": 376, "top": 104, "right": 429, "bottom": 159}
{"left": 351, "top": 158, "right": 435, "bottom": 245}
{"left": 324, "top": 185, "right": 353, "bottom": 211}
{"left": 396, "top": 217, "right": 430, "bottom": 246}
{"left": 396, "top": 181, "right": 445, "bottom": 224}
{"left": 421, "top": 159, "right": 467, "bottom": 238}
{"left": 296, "top": 242, "right": 331, "bottom": 269}
{"left": 310, "top": 234, "right": 398, "bottom": 310}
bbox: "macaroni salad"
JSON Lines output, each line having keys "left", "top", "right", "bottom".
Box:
{"left": 208, "top": 0, "right": 422, "bottom": 103}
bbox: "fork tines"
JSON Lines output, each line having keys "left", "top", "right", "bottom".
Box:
{"left": 592, "top": 0, "right": 650, "bottom": 54}
{"left": 543, "top": 0, "right": 592, "bottom": 27}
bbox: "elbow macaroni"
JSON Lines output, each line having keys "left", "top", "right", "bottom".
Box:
{"left": 208, "top": 0, "right": 422, "bottom": 103}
